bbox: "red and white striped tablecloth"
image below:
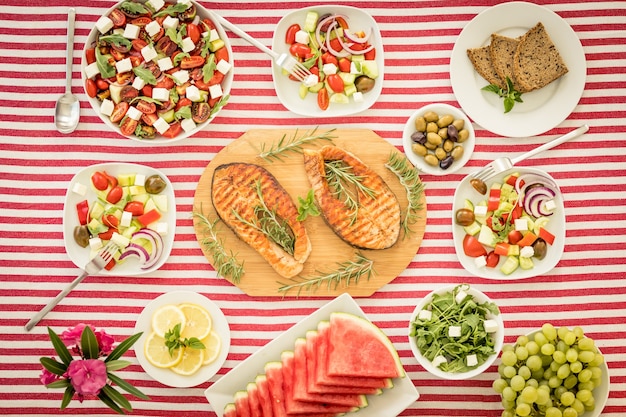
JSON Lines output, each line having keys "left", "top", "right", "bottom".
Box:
{"left": 1, "top": 1, "right": 625, "bottom": 416}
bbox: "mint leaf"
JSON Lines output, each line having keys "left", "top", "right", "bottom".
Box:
{"left": 297, "top": 189, "right": 321, "bottom": 221}
{"left": 481, "top": 77, "right": 523, "bottom": 114}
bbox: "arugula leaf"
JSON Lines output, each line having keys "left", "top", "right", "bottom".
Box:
{"left": 297, "top": 189, "right": 321, "bottom": 221}
{"left": 173, "top": 52, "right": 190, "bottom": 67}
{"left": 166, "top": 27, "right": 184, "bottom": 48}
{"left": 119, "top": 1, "right": 150, "bottom": 15}
{"left": 209, "top": 94, "right": 229, "bottom": 118}
{"left": 99, "top": 34, "right": 132, "bottom": 50}
{"left": 153, "top": 3, "right": 190, "bottom": 18}
{"left": 132, "top": 66, "right": 157, "bottom": 85}
{"left": 202, "top": 55, "right": 216, "bottom": 83}
{"left": 175, "top": 105, "right": 192, "bottom": 120}
{"left": 481, "top": 77, "right": 523, "bottom": 113}
{"left": 95, "top": 47, "right": 116, "bottom": 79}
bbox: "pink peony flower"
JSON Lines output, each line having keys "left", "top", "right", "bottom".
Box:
{"left": 65, "top": 359, "right": 107, "bottom": 397}
{"left": 39, "top": 366, "right": 59, "bottom": 385}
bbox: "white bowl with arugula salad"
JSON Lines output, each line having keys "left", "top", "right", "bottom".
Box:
{"left": 452, "top": 167, "right": 565, "bottom": 279}
{"left": 409, "top": 284, "right": 504, "bottom": 380}
{"left": 81, "top": 0, "right": 233, "bottom": 143}
{"left": 272, "top": 5, "right": 384, "bottom": 117}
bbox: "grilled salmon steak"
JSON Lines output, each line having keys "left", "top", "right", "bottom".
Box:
{"left": 303, "top": 146, "right": 401, "bottom": 250}
{"left": 211, "top": 163, "right": 312, "bottom": 278}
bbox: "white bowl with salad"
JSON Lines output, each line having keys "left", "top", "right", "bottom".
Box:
{"left": 452, "top": 167, "right": 565, "bottom": 279}
{"left": 81, "top": 0, "right": 233, "bottom": 143}
{"left": 272, "top": 5, "right": 384, "bottom": 117}
{"left": 409, "top": 284, "right": 504, "bottom": 380}
{"left": 63, "top": 162, "right": 176, "bottom": 275}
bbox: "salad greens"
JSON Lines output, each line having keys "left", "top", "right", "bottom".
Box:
{"left": 410, "top": 284, "right": 500, "bottom": 373}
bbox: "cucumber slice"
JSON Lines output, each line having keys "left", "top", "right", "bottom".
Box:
{"left": 519, "top": 256, "right": 534, "bottom": 270}
{"left": 329, "top": 93, "right": 349, "bottom": 104}
{"left": 500, "top": 256, "right": 520, "bottom": 275}
{"left": 303, "top": 11, "right": 319, "bottom": 33}
{"left": 463, "top": 222, "right": 481, "bottom": 236}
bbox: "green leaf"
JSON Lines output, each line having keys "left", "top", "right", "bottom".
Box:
{"left": 46, "top": 379, "right": 71, "bottom": 389}
{"left": 106, "top": 359, "right": 132, "bottom": 372}
{"left": 81, "top": 325, "right": 100, "bottom": 360}
{"left": 47, "top": 327, "right": 73, "bottom": 366}
{"left": 102, "top": 384, "right": 133, "bottom": 412}
{"left": 202, "top": 55, "right": 216, "bottom": 83}
{"left": 61, "top": 385, "right": 75, "bottom": 410}
{"left": 209, "top": 94, "right": 230, "bottom": 118}
{"left": 166, "top": 27, "right": 184, "bottom": 48}
{"left": 481, "top": 84, "right": 502, "bottom": 94}
{"left": 108, "top": 373, "right": 150, "bottom": 400}
{"left": 503, "top": 97, "right": 514, "bottom": 113}
{"left": 40, "top": 357, "right": 67, "bottom": 376}
{"left": 98, "top": 389, "right": 125, "bottom": 414}
{"left": 119, "top": 1, "right": 149, "bottom": 15}
{"left": 297, "top": 189, "right": 321, "bottom": 221}
{"left": 100, "top": 34, "right": 132, "bottom": 50}
{"left": 174, "top": 105, "right": 192, "bottom": 120}
{"left": 153, "top": 3, "right": 190, "bottom": 18}
{"left": 133, "top": 66, "right": 158, "bottom": 85}
{"left": 173, "top": 52, "right": 190, "bottom": 67}
{"left": 95, "top": 47, "right": 116, "bottom": 79}
{"left": 186, "top": 337, "right": 206, "bottom": 350}
{"left": 106, "top": 332, "right": 142, "bottom": 362}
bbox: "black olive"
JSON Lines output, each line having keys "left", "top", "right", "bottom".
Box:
{"left": 470, "top": 178, "right": 487, "bottom": 195}
{"left": 532, "top": 238, "right": 548, "bottom": 260}
{"left": 145, "top": 175, "right": 166, "bottom": 194}
{"left": 447, "top": 124, "right": 459, "bottom": 142}
{"left": 455, "top": 208, "right": 475, "bottom": 226}
{"left": 354, "top": 75, "right": 375, "bottom": 93}
{"left": 73, "top": 225, "right": 90, "bottom": 248}
{"left": 439, "top": 155, "right": 454, "bottom": 170}
{"left": 411, "top": 131, "right": 426, "bottom": 145}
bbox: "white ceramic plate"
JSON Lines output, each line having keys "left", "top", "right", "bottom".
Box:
{"left": 205, "top": 293, "right": 419, "bottom": 417}
{"left": 134, "top": 291, "right": 230, "bottom": 388}
{"left": 452, "top": 167, "right": 565, "bottom": 279}
{"left": 408, "top": 285, "right": 504, "bottom": 380}
{"left": 81, "top": 0, "right": 234, "bottom": 143}
{"left": 272, "top": 5, "right": 384, "bottom": 117}
{"left": 402, "top": 103, "right": 475, "bottom": 176}
{"left": 450, "top": 1, "right": 586, "bottom": 137}
{"left": 63, "top": 162, "right": 175, "bottom": 275}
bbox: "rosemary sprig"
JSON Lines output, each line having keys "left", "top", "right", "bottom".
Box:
{"left": 231, "top": 180, "right": 295, "bottom": 256}
{"left": 325, "top": 160, "right": 377, "bottom": 225}
{"left": 192, "top": 207, "right": 245, "bottom": 283}
{"left": 385, "top": 152, "right": 426, "bottom": 237}
{"left": 259, "top": 127, "right": 336, "bottom": 161}
{"left": 277, "top": 252, "right": 375, "bottom": 296}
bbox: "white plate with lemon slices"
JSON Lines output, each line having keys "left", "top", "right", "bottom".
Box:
{"left": 134, "top": 291, "right": 230, "bottom": 388}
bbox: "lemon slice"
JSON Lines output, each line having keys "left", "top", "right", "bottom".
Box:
{"left": 144, "top": 332, "right": 183, "bottom": 368}
{"left": 151, "top": 304, "right": 186, "bottom": 338}
{"left": 179, "top": 303, "right": 212, "bottom": 340}
{"left": 170, "top": 347, "right": 205, "bottom": 376}
{"left": 200, "top": 330, "right": 222, "bottom": 365}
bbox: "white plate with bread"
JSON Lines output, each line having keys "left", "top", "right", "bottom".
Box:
{"left": 450, "top": 1, "right": 585, "bottom": 138}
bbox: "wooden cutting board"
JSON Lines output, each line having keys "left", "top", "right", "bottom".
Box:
{"left": 193, "top": 129, "right": 427, "bottom": 297}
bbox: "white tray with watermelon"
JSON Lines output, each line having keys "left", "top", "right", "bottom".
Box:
{"left": 204, "top": 293, "right": 419, "bottom": 416}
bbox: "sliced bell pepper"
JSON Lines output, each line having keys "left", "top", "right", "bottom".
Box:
{"left": 487, "top": 188, "right": 501, "bottom": 212}
{"left": 538, "top": 227, "right": 556, "bottom": 245}
{"left": 518, "top": 231, "right": 538, "bottom": 247}
{"left": 138, "top": 209, "right": 161, "bottom": 226}
{"left": 505, "top": 174, "right": 519, "bottom": 187}
{"left": 76, "top": 200, "right": 90, "bottom": 225}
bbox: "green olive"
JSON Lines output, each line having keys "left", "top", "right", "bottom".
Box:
{"left": 73, "top": 225, "right": 90, "bottom": 248}
{"left": 145, "top": 175, "right": 166, "bottom": 194}
{"left": 437, "top": 114, "right": 454, "bottom": 128}
{"left": 423, "top": 111, "right": 439, "bottom": 122}
{"left": 414, "top": 116, "right": 427, "bottom": 132}
{"left": 424, "top": 153, "right": 439, "bottom": 166}
{"left": 411, "top": 143, "right": 427, "bottom": 156}
{"left": 443, "top": 139, "right": 454, "bottom": 153}
{"left": 426, "top": 121, "right": 439, "bottom": 133}
{"left": 451, "top": 145, "right": 464, "bottom": 160}
{"left": 452, "top": 119, "right": 465, "bottom": 130}
{"left": 455, "top": 208, "right": 475, "bottom": 226}
{"left": 438, "top": 127, "right": 449, "bottom": 140}
{"left": 457, "top": 129, "right": 470, "bottom": 143}
{"left": 434, "top": 147, "right": 447, "bottom": 160}
{"left": 426, "top": 132, "right": 442, "bottom": 146}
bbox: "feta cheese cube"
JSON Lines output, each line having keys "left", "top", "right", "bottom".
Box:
{"left": 515, "top": 218, "right": 529, "bottom": 231}
{"left": 185, "top": 85, "right": 202, "bottom": 102}
{"left": 147, "top": 0, "right": 165, "bottom": 12}
{"left": 294, "top": 30, "right": 309, "bottom": 44}
{"left": 111, "top": 232, "right": 130, "bottom": 248}
{"left": 483, "top": 319, "right": 499, "bottom": 333}
{"left": 85, "top": 62, "right": 100, "bottom": 79}
{"left": 162, "top": 16, "right": 179, "bottom": 30}
{"left": 100, "top": 98, "right": 114, "bottom": 117}
{"left": 171, "top": 69, "right": 189, "bottom": 85}
{"left": 134, "top": 174, "right": 146, "bottom": 186}
{"left": 120, "top": 211, "right": 133, "bottom": 227}
{"left": 520, "top": 245, "right": 535, "bottom": 258}
{"left": 181, "top": 37, "right": 195, "bottom": 53}
{"left": 417, "top": 309, "right": 432, "bottom": 321}
{"left": 352, "top": 91, "right": 364, "bottom": 103}
{"left": 95, "top": 16, "right": 114, "bottom": 34}
{"left": 208, "top": 83, "right": 223, "bottom": 99}
{"left": 132, "top": 76, "right": 146, "bottom": 91}
{"left": 155, "top": 222, "right": 168, "bottom": 235}
{"left": 448, "top": 325, "right": 462, "bottom": 338}
{"left": 126, "top": 106, "right": 143, "bottom": 121}
{"left": 72, "top": 182, "right": 87, "bottom": 196}
{"left": 141, "top": 44, "right": 158, "bottom": 62}
{"left": 89, "top": 237, "right": 103, "bottom": 250}
{"left": 216, "top": 59, "right": 232, "bottom": 75}
{"left": 153, "top": 117, "right": 170, "bottom": 134}
{"left": 144, "top": 20, "right": 162, "bottom": 37}
{"left": 152, "top": 87, "right": 170, "bottom": 102}
{"left": 123, "top": 24, "right": 140, "bottom": 39}
{"left": 322, "top": 63, "right": 337, "bottom": 75}
{"left": 303, "top": 74, "right": 319, "bottom": 88}
{"left": 543, "top": 199, "right": 556, "bottom": 212}
{"left": 208, "top": 28, "right": 220, "bottom": 42}
{"left": 181, "top": 117, "right": 197, "bottom": 132}
{"left": 474, "top": 205, "right": 488, "bottom": 216}
{"left": 432, "top": 355, "right": 447, "bottom": 368}
{"left": 466, "top": 354, "right": 478, "bottom": 367}
{"left": 115, "top": 57, "right": 133, "bottom": 74}
{"left": 157, "top": 56, "right": 174, "bottom": 71}
{"left": 455, "top": 290, "right": 468, "bottom": 304}
{"left": 474, "top": 255, "right": 487, "bottom": 268}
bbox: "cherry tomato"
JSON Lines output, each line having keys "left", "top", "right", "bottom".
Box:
{"left": 338, "top": 58, "right": 351, "bottom": 73}
{"left": 110, "top": 102, "right": 129, "bottom": 123}
{"left": 109, "top": 9, "right": 126, "bottom": 27}
{"left": 486, "top": 251, "right": 500, "bottom": 268}
{"left": 208, "top": 71, "right": 224, "bottom": 86}
{"left": 98, "top": 228, "right": 116, "bottom": 241}
{"left": 96, "top": 77, "right": 109, "bottom": 90}
{"left": 176, "top": 97, "right": 192, "bottom": 111}
{"left": 141, "top": 112, "right": 158, "bottom": 126}
{"left": 141, "top": 85, "right": 153, "bottom": 97}
{"left": 91, "top": 172, "right": 109, "bottom": 191}
{"left": 289, "top": 43, "right": 311, "bottom": 58}
{"left": 285, "top": 23, "right": 301, "bottom": 44}
{"left": 326, "top": 74, "right": 344, "bottom": 93}
{"left": 317, "top": 88, "right": 329, "bottom": 111}
{"left": 321, "top": 52, "right": 338, "bottom": 66}
{"left": 110, "top": 48, "right": 126, "bottom": 61}
{"left": 120, "top": 85, "right": 138, "bottom": 103}
{"left": 103, "top": 214, "right": 119, "bottom": 228}
{"left": 364, "top": 47, "right": 376, "bottom": 60}
{"left": 102, "top": 171, "right": 118, "bottom": 188}
{"left": 462, "top": 234, "right": 487, "bottom": 257}
{"left": 138, "top": 209, "right": 161, "bottom": 226}
{"left": 85, "top": 79, "right": 97, "bottom": 98}
{"left": 162, "top": 121, "right": 182, "bottom": 138}
{"left": 120, "top": 117, "right": 138, "bottom": 136}
{"left": 328, "top": 38, "right": 342, "bottom": 53}
{"left": 85, "top": 48, "right": 96, "bottom": 65}
{"left": 187, "top": 23, "right": 201, "bottom": 43}
{"left": 201, "top": 18, "right": 216, "bottom": 31}
{"left": 106, "top": 185, "right": 123, "bottom": 204}
{"left": 214, "top": 47, "right": 229, "bottom": 63}
{"left": 104, "top": 258, "right": 116, "bottom": 271}
{"left": 180, "top": 55, "right": 205, "bottom": 69}
{"left": 131, "top": 17, "right": 152, "bottom": 27}
{"left": 136, "top": 100, "right": 156, "bottom": 114}
{"left": 192, "top": 102, "right": 211, "bottom": 123}
{"left": 508, "top": 230, "right": 523, "bottom": 245}
{"left": 131, "top": 38, "right": 148, "bottom": 52}
{"left": 124, "top": 201, "right": 144, "bottom": 216}
{"left": 155, "top": 77, "right": 175, "bottom": 89}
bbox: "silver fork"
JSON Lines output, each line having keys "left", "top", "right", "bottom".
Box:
{"left": 210, "top": 12, "right": 313, "bottom": 82}
{"left": 471, "top": 125, "right": 589, "bottom": 183}
{"left": 24, "top": 242, "right": 118, "bottom": 331}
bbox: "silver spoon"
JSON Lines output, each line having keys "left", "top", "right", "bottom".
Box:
{"left": 54, "top": 8, "right": 80, "bottom": 134}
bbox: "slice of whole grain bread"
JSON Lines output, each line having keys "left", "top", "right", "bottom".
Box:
{"left": 489, "top": 33, "right": 524, "bottom": 91}
{"left": 513, "top": 22, "right": 569, "bottom": 92}
{"left": 467, "top": 45, "right": 504, "bottom": 89}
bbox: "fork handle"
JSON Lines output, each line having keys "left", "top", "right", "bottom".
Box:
{"left": 511, "top": 125, "right": 589, "bottom": 165}
{"left": 210, "top": 12, "right": 278, "bottom": 59}
{"left": 24, "top": 270, "right": 88, "bottom": 331}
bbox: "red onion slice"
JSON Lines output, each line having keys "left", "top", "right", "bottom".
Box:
{"left": 344, "top": 27, "right": 372, "bottom": 44}
{"left": 523, "top": 186, "right": 556, "bottom": 218}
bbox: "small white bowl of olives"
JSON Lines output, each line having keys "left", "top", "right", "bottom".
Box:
{"left": 402, "top": 103, "right": 475, "bottom": 176}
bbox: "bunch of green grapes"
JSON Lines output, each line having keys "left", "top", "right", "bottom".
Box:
{"left": 492, "top": 323, "right": 605, "bottom": 417}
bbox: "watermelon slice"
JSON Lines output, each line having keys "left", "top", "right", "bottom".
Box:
{"left": 281, "top": 350, "right": 358, "bottom": 416}
{"left": 224, "top": 403, "right": 237, "bottom": 417}
{"left": 264, "top": 362, "right": 287, "bottom": 417}
{"left": 254, "top": 374, "right": 275, "bottom": 417}
{"left": 234, "top": 390, "right": 251, "bottom": 417}
{"left": 327, "top": 312, "right": 405, "bottom": 379}
{"left": 246, "top": 382, "right": 262, "bottom": 417}
{"left": 315, "top": 321, "right": 393, "bottom": 388}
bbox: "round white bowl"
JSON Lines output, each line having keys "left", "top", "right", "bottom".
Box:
{"left": 408, "top": 285, "right": 504, "bottom": 380}
{"left": 402, "top": 103, "right": 475, "bottom": 176}
{"left": 81, "top": 0, "right": 233, "bottom": 144}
